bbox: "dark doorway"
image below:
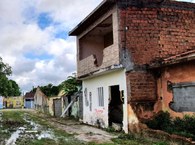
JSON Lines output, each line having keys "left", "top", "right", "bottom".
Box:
{"left": 108, "top": 85, "right": 123, "bottom": 126}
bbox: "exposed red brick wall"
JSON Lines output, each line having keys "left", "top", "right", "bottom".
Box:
{"left": 119, "top": 2, "right": 195, "bottom": 65}
{"left": 126, "top": 71, "right": 156, "bottom": 102}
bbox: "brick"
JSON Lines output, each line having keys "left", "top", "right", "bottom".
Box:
{"left": 119, "top": 5, "right": 195, "bottom": 65}
{"left": 126, "top": 72, "right": 156, "bottom": 102}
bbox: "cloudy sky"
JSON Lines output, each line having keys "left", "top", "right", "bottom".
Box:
{"left": 0, "top": 0, "right": 102, "bottom": 93}
{"left": 0, "top": 0, "right": 194, "bottom": 93}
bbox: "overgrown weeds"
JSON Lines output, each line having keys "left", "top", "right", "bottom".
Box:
{"left": 146, "top": 111, "right": 195, "bottom": 140}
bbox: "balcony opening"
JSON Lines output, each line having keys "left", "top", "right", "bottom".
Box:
{"left": 79, "top": 15, "right": 113, "bottom": 67}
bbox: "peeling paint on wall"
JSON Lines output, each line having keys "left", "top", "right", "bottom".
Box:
{"left": 157, "top": 61, "right": 195, "bottom": 117}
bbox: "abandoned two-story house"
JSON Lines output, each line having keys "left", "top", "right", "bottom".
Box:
{"left": 69, "top": 0, "right": 195, "bottom": 133}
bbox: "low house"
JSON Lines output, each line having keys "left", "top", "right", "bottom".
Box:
{"left": 48, "top": 96, "right": 63, "bottom": 117}
{"left": 0, "top": 96, "right": 3, "bottom": 109}
{"left": 69, "top": 0, "right": 195, "bottom": 133}
{"left": 5, "top": 96, "right": 24, "bottom": 109}
{"left": 24, "top": 92, "right": 35, "bottom": 109}
{"left": 34, "top": 87, "right": 49, "bottom": 113}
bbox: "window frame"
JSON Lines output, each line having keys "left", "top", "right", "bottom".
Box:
{"left": 97, "top": 87, "right": 104, "bottom": 107}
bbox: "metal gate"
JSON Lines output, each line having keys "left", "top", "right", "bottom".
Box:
{"left": 53, "top": 98, "right": 62, "bottom": 117}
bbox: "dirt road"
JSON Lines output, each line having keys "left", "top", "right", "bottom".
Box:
{"left": 31, "top": 110, "right": 117, "bottom": 144}
{"left": 0, "top": 109, "right": 168, "bottom": 145}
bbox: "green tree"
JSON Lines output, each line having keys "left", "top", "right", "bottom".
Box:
{"left": 0, "top": 75, "right": 9, "bottom": 96}
{"left": 0, "top": 57, "right": 12, "bottom": 76}
{"left": 31, "top": 84, "right": 60, "bottom": 97}
{"left": 7, "top": 80, "right": 21, "bottom": 96}
{"left": 0, "top": 57, "right": 21, "bottom": 96}
{"left": 41, "top": 84, "right": 60, "bottom": 97}
{"left": 59, "top": 76, "right": 81, "bottom": 96}
{"left": 30, "top": 75, "right": 81, "bottom": 97}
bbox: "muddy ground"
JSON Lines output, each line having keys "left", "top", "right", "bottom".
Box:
{"left": 0, "top": 109, "right": 168, "bottom": 145}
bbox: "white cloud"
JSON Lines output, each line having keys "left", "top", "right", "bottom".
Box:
{"left": 0, "top": 0, "right": 102, "bottom": 93}
{"left": 35, "top": 0, "right": 102, "bottom": 29}
{"left": 45, "top": 37, "right": 76, "bottom": 57}
{"left": 0, "top": 24, "right": 51, "bottom": 55}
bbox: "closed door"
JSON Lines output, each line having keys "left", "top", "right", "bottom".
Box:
{"left": 54, "top": 99, "right": 62, "bottom": 117}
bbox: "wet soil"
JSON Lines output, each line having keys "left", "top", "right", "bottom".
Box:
{"left": 0, "top": 111, "right": 57, "bottom": 145}
{"left": 0, "top": 110, "right": 117, "bottom": 145}
{"left": 30, "top": 111, "right": 117, "bottom": 144}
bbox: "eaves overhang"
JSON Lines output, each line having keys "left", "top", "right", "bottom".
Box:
{"left": 149, "top": 49, "right": 195, "bottom": 69}
{"left": 78, "top": 64, "right": 124, "bottom": 80}
{"left": 69, "top": 0, "right": 116, "bottom": 36}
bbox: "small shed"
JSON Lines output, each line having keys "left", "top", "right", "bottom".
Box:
{"left": 24, "top": 92, "right": 35, "bottom": 109}
{"left": 34, "top": 87, "right": 49, "bottom": 114}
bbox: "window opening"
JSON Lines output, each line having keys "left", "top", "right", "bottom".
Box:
{"left": 98, "top": 87, "right": 104, "bottom": 107}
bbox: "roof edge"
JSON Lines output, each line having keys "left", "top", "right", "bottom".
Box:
{"left": 69, "top": 0, "right": 115, "bottom": 36}
{"left": 149, "top": 49, "right": 195, "bottom": 69}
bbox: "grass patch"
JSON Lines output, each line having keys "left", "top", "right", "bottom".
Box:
{"left": 111, "top": 133, "right": 169, "bottom": 145}
{"left": 24, "top": 138, "right": 56, "bottom": 145}
{"left": 112, "top": 133, "right": 146, "bottom": 145}
{"left": 104, "top": 127, "right": 116, "bottom": 133}
{"left": 1, "top": 110, "right": 27, "bottom": 127}
{"left": 0, "top": 110, "right": 29, "bottom": 144}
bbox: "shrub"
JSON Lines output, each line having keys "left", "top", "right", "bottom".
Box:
{"left": 146, "top": 112, "right": 195, "bottom": 140}
{"left": 146, "top": 111, "right": 173, "bottom": 132}
{"left": 173, "top": 115, "right": 195, "bottom": 140}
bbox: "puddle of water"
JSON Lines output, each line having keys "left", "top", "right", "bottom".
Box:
{"left": 5, "top": 113, "right": 57, "bottom": 145}
{"left": 37, "top": 130, "right": 55, "bottom": 140}
{"left": 23, "top": 114, "right": 41, "bottom": 131}
{"left": 25, "top": 130, "right": 38, "bottom": 133}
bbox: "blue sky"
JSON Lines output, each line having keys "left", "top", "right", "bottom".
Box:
{"left": 0, "top": 0, "right": 194, "bottom": 93}
{"left": 38, "top": 13, "right": 53, "bottom": 30}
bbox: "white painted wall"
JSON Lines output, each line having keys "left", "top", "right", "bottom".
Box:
{"left": 82, "top": 69, "right": 128, "bottom": 133}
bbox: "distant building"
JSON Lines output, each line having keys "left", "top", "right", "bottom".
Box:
{"left": 5, "top": 96, "right": 24, "bottom": 109}
{"left": 24, "top": 92, "right": 35, "bottom": 109}
{"left": 34, "top": 87, "right": 49, "bottom": 114}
